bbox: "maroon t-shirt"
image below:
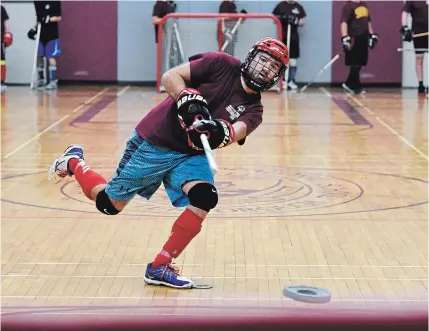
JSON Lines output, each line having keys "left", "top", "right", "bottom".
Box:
{"left": 403, "top": 1, "right": 428, "bottom": 34}
{"left": 136, "top": 52, "right": 263, "bottom": 154}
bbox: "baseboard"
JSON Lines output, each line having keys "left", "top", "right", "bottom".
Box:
{"left": 4, "top": 81, "right": 403, "bottom": 89}
{"left": 58, "top": 80, "right": 157, "bottom": 87}
{"left": 328, "top": 82, "right": 402, "bottom": 88}
{"left": 3, "top": 83, "right": 30, "bottom": 86}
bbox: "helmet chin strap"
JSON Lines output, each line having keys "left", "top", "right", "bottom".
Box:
{"left": 240, "top": 76, "right": 260, "bottom": 94}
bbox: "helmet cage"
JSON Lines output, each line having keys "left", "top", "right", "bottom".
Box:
{"left": 241, "top": 47, "right": 287, "bottom": 92}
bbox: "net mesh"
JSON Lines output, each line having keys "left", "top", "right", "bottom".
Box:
{"left": 157, "top": 14, "right": 283, "bottom": 92}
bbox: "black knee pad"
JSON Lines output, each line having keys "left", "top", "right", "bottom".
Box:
{"left": 96, "top": 189, "right": 121, "bottom": 215}
{"left": 188, "top": 182, "right": 218, "bottom": 212}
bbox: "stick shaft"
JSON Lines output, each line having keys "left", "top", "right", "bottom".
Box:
{"left": 284, "top": 24, "right": 291, "bottom": 83}
{"left": 200, "top": 134, "right": 219, "bottom": 174}
{"left": 397, "top": 48, "right": 428, "bottom": 52}
{"left": 300, "top": 53, "right": 340, "bottom": 93}
{"left": 413, "top": 32, "right": 429, "bottom": 38}
{"left": 221, "top": 18, "right": 242, "bottom": 51}
{"left": 30, "top": 23, "right": 41, "bottom": 89}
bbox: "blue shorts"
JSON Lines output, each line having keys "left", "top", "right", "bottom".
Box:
{"left": 105, "top": 131, "right": 214, "bottom": 207}
{"left": 38, "top": 39, "right": 61, "bottom": 58}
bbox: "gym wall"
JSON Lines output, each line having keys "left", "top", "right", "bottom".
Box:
{"left": 3, "top": 1, "right": 419, "bottom": 87}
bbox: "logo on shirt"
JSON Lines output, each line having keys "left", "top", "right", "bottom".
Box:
{"left": 225, "top": 105, "right": 246, "bottom": 121}
{"left": 354, "top": 6, "right": 369, "bottom": 19}
{"left": 292, "top": 8, "right": 300, "bottom": 15}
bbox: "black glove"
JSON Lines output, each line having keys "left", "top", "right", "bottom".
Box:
{"left": 400, "top": 26, "right": 413, "bottom": 42}
{"left": 239, "top": 9, "right": 247, "bottom": 14}
{"left": 341, "top": 35, "right": 352, "bottom": 52}
{"left": 368, "top": 33, "right": 378, "bottom": 49}
{"left": 176, "top": 88, "right": 211, "bottom": 129}
{"left": 286, "top": 14, "right": 299, "bottom": 26}
{"left": 28, "top": 28, "right": 37, "bottom": 40}
{"left": 187, "top": 119, "right": 235, "bottom": 150}
{"left": 27, "top": 24, "right": 38, "bottom": 40}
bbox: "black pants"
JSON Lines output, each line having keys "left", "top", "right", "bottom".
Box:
{"left": 345, "top": 66, "right": 362, "bottom": 90}
{"left": 345, "top": 34, "right": 368, "bottom": 67}
{"left": 344, "top": 34, "right": 368, "bottom": 90}
{"left": 282, "top": 33, "right": 300, "bottom": 59}
{"left": 413, "top": 35, "right": 428, "bottom": 55}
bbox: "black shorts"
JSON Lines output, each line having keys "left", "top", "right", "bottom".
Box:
{"left": 345, "top": 34, "right": 368, "bottom": 67}
{"left": 413, "top": 35, "right": 428, "bottom": 54}
{"left": 283, "top": 34, "right": 300, "bottom": 59}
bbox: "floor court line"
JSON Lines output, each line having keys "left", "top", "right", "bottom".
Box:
{"left": 2, "top": 154, "right": 426, "bottom": 159}
{"left": 2, "top": 164, "right": 426, "bottom": 171}
{"left": 1, "top": 262, "right": 427, "bottom": 268}
{"left": 1, "top": 275, "right": 425, "bottom": 281}
{"left": 0, "top": 296, "right": 427, "bottom": 302}
{"left": 349, "top": 95, "right": 428, "bottom": 161}
{"left": 117, "top": 85, "right": 130, "bottom": 96}
{"left": 3, "top": 88, "right": 110, "bottom": 159}
{"left": 319, "top": 87, "right": 428, "bottom": 161}
{"left": 3, "top": 309, "right": 426, "bottom": 317}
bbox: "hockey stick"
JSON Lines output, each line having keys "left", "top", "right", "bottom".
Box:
{"left": 200, "top": 134, "right": 219, "bottom": 174}
{"left": 30, "top": 23, "right": 41, "bottom": 90}
{"left": 397, "top": 48, "right": 428, "bottom": 52}
{"left": 284, "top": 24, "right": 291, "bottom": 84}
{"left": 300, "top": 53, "right": 341, "bottom": 93}
{"left": 221, "top": 18, "right": 243, "bottom": 52}
{"left": 413, "top": 32, "right": 429, "bottom": 38}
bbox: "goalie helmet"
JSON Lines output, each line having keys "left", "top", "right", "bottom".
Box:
{"left": 241, "top": 37, "right": 289, "bottom": 92}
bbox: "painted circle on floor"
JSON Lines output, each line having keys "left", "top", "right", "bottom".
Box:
{"left": 1, "top": 166, "right": 427, "bottom": 219}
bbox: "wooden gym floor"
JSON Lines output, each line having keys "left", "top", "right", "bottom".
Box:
{"left": 1, "top": 86, "right": 427, "bottom": 317}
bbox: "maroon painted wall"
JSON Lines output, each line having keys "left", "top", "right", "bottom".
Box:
{"left": 57, "top": 1, "right": 117, "bottom": 81}
{"left": 332, "top": 1, "right": 403, "bottom": 84}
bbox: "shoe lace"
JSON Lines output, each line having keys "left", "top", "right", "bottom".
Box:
{"left": 161, "top": 263, "right": 181, "bottom": 279}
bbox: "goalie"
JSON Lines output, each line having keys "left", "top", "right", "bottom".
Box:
{"left": 218, "top": 0, "right": 247, "bottom": 56}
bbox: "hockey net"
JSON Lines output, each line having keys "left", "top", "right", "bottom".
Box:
{"left": 156, "top": 13, "right": 284, "bottom": 93}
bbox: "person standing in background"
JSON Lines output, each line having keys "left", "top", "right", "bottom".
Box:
{"left": 1, "top": 5, "right": 12, "bottom": 92}
{"left": 31, "top": 1, "right": 62, "bottom": 90}
{"left": 400, "top": 1, "right": 428, "bottom": 95}
{"left": 152, "top": 0, "right": 176, "bottom": 44}
{"left": 340, "top": 0, "right": 378, "bottom": 95}
{"left": 272, "top": 0, "right": 306, "bottom": 90}
{"left": 218, "top": 0, "right": 247, "bottom": 57}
